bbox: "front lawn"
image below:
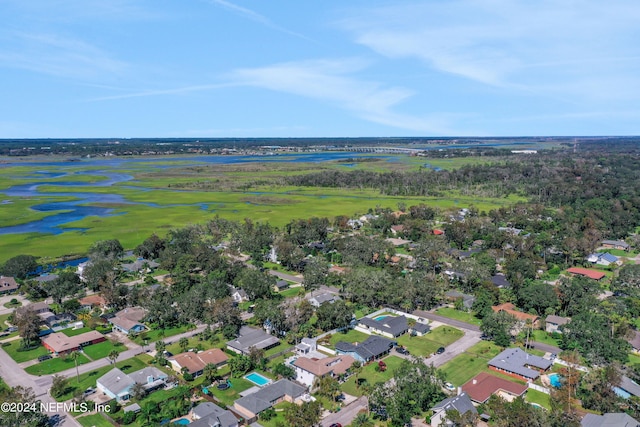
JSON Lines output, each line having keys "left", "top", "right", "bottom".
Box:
{"left": 76, "top": 413, "right": 114, "bottom": 427}
{"left": 341, "top": 356, "right": 405, "bottom": 396}
{"left": 531, "top": 330, "right": 561, "bottom": 347}
{"left": 397, "top": 326, "right": 464, "bottom": 356}
{"left": 133, "top": 324, "right": 194, "bottom": 344}
{"left": 435, "top": 307, "right": 482, "bottom": 326}
{"left": 439, "top": 352, "right": 491, "bottom": 386}
{"left": 326, "top": 329, "right": 370, "bottom": 348}
{"left": 25, "top": 353, "right": 91, "bottom": 375}
{"left": 1, "top": 340, "right": 49, "bottom": 363}
{"left": 278, "top": 287, "right": 304, "bottom": 298}
{"left": 82, "top": 340, "right": 126, "bottom": 360}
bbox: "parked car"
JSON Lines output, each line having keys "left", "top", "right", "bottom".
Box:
{"left": 83, "top": 388, "right": 96, "bottom": 396}
{"left": 445, "top": 382, "right": 456, "bottom": 391}
{"left": 329, "top": 424, "right": 342, "bottom": 427}
{"left": 395, "top": 346, "right": 410, "bottom": 355}
{"left": 38, "top": 355, "right": 52, "bottom": 362}
{"left": 7, "top": 326, "right": 18, "bottom": 332}
{"left": 436, "top": 347, "right": 445, "bottom": 355}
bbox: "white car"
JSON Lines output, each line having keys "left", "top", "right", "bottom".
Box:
{"left": 445, "top": 382, "right": 456, "bottom": 391}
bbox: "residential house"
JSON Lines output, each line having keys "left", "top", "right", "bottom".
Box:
{"left": 274, "top": 280, "right": 289, "bottom": 292}
{"left": 444, "top": 290, "right": 476, "bottom": 310}
{"left": 78, "top": 294, "right": 107, "bottom": 310}
{"left": 295, "top": 337, "right": 317, "bottom": 356}
{"left": 121, "top": 258, "right": 159, "bottom": 273}
{"left": 41, "top": 330, "right": 105, "bottom": 355}
{"left": 600, "top": 240, "right": 630, "bottom": 251}
{"left": 581, "top": 413, "right": 640, "bottom": 427}
{"left": 233, "top": 379, "right": 307, "bottom": 421}
{"left": 226, "top": 326, "right": 280, "bottom": 355}
{"left": 432, "top": 229, "right": 445, "bottom": 236}
{"left": 169, "top": 348, "right": 229, "bottom": 377}
{"left": 491, "top": 274, "right": 511, "bottom": 289}
{"left": 430, "top": 392, "right": 477, "bottom": 427}
{"left": 627, "top": 331, "right": 640, "bottom": 353}
{"left": 335, "top": 335, "right": 394, "bottom": 363}
{"left": 33, "top": 274, "right": 58, "bottom": 284}
{"left": 0, "top": 276, "right": 19, "bottom": 294}
{"left": 293, "top": 355, "right": 355, "bottom": 388}
{"left": 492, "top": 303, "right": 539, "bottom": 328}
{"left": 190, "top": 402, "right": 239, "bottom": 427}
{"left": 307, "top": 292, "right": 340, "bottom": 308}
{"left": 358, "top": 315, "right": 409, "bottom": 338}
{"left": 97, "top": 366, "right": 168, "bottom": 402}
{"left": 545, "top": 315, "right": 570, "bottom": 334}
{"left": 462, "top": 372, "right": 528, "bottom": 403}
{"left": 488, "top": 348, "right": 552, "bottom": 381}
{"left": 18, "top": 301, "right": 50, "bottom": 315}
{"left": 110, "top": 307, "right": 147, "bottom": 335}
{"left": 410, "top": 322, "right": 431, "bottom": 336}
{"left": 390, "top": 225, "right": 405, "bottom": 235}
{"left": 567, "top": 267, "right": 606, "bottom": 281}
{"left": 587, "top": 252, "right": 621, "bottom": 266}
{"left": 97, "top": 368, "right": 136, "bottom": 402}
{"left": 230, "top": 286, "right": 249, "bottom": 304}
{"left": 385, "top": 237, "right": 411, "bottom": 247}
{"left": 615, "top": 376, "right": 640, "bottom": 400}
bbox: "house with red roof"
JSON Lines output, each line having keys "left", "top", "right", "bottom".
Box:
{"left": 462, "top": 372, "right": 528, "bottom": 403}
{"left": 566, "top": 267, "right": 606, "bottom": 281}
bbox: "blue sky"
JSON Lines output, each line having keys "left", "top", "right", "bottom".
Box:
{"left": 1, "top": 0, "right": 639, "bottom": 138}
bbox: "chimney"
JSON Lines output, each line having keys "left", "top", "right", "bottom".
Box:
{"left": 472, "top": 379, "right": 477, "bottom": 385}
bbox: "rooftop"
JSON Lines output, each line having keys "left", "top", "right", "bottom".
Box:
{"left": 488, "top": 348, "right": 552, "bottom": 380}
{"left": 462, "top": 372, "right": 528, "bottom": 403}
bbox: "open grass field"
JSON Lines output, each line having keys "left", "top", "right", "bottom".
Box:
{"left": 341, "top": 355, "right": 405, "bottom": 396}
{"left": 81, "top": 340, "right": 126, "bottom": 360}
{"left": 1, "top": 340, "right": 50, "bottom": 363}
{"left": 25, "top": 352, "right": 91, "bottom": 375}
{"left": 434, "top": 307, "right": 482, "bottom": 326}
{"left": 0, "top": 154, "right": 526, "bottom": 263}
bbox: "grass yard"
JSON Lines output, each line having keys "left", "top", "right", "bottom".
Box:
{"left": 0, "top": 312, "right": 12, "bottom": 327}
{"left": 133, "top": 324, "right": 194, "bottom": 344}
{"left": 278, "top": 287, "right": 305, "bottom": 298}
{"left": 1, "top": 340, "right": 50, "bottom": 363}
{"left": 398, "top": 327, "right": 466, "bottom": 357}
{"left": 327, "top": 329, "right": 370, "bottom": 348}
{"left": 25, "top": 352, "right": 91, "bottom": 375}
{"left": 531, "top": 330, "right": 561, "bottom": 347}
{"left": 435, "top": 307, "right": 482, "bottom": 326}
{"left": 627, "top": 352, "right": 640, "bottom": 368}
{"left": 526, "top": 388, "right": 551, "bottom": 410}
{"left": 440, "top": 352, "right": 492, "bottom": 386}
{"left": 61, "top": 327, "right": 94, "bottom": 337}
{"left": 76, "top": 413, "right": 114, "bottom": 427}
{"left": 341, "top": 356, "right": 405, "bottom": 396}
{"left": 81, "top": 340, "right": 126, "bottom": 360}
{"left": 209, "top": 377, "right": 255, "bottom": 406}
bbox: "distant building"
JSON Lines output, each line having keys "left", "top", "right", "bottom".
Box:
{"left": 430, "top": 392, "right": 477, "bottom": 427}
{"left": 587, "top": 252, "right": 621, "bottom": 266}
{"left": 0, "top": 276, "right": 19, "bottom": 294}
{"left": 492, "top": 303, "right": 539, "bottom": 327}
{"left": 581, "top": 412, "right": 640, "bottom": 427}
{"left": 488, "top": 348, "right": 552, "bottom": 381}
{"left": 41, "top": 330, "right": 105, "bottom": 355}
{"left": 566, "top": 267, "right": 606, "bottom": 281}
{"left": 190, "top": 402, "right": 239, "bottom": 427}
{"left": 600, "top": 240, "right": 630, "bottom": 251}
{"left": 307, "top": 292, "right": 340, "bottom": 307}
{"left": 226, "top": 326, "right": 280, "bottom": 355}
{"left": 444, "top": 290, "right": 476, "bottom": 310}
{"left": 545, "top": 315, "right": 570, "bottom": 334}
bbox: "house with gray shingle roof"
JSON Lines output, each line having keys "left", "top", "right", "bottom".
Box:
{"left": 358, "top": 315, "right": 409, "bottom": 338}
{"left": 581, "top": 412, "right": 640, "bottom": 427}
{"left": 307, "top": 292, "right": 340, "bottom": 307}
{"left": 488, "top": 348, "right": 552, "bottom": 381}
{"left": 335, "top": 335, "right": 394, "bottom": 363}
{"left": 430, "top": 392, "right": 477, "bottom": 427}
{"left": 97, "top": 368, "right": 136, "bottom": 402}
{"left": 601, "top": 240, "right": 630, "bottom": 251}
{"left": 0, "top": 276, "right": 19, "bottom": 294}
{"left": 545, "top": 315, "right": 570, "bottom": 334}
{"left": 226, "top": 326, "right": 280, "bottom": 355}
{"left": 190, "top": 402, "right": 239, "bottom": 427}
{"left": 233, "top": 379, "right": 307, "bottom": 420}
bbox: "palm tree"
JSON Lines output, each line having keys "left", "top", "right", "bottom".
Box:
{"left": 108, "top": 350, "right": 119, "bottom": 365}
{"left": 70, "top": 351, "right": 80, "bottom": 382}
{"left": 179, "top": 337, "right": 189, "bottom": 353}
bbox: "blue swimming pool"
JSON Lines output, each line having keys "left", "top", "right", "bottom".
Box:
{"left": 173, "top": 419, "right": 190, "bottom": 425}
{"left": 374, "top": 315, "right": 391, "bottom": 321}
{"left": 245, "top": 372, "right": 272, "bottom": 387}
{"left": 549, "top": 373, "right": 562, "bottom": 388}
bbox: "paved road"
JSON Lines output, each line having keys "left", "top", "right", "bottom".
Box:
{"left": 268, "top": 270, "right": 303, "bottom": 284}
{"left": 321, "top": 396, "right": 368, "bottom": 427}
{"left": 413, "top": 309, "right": 560, "bottom": 354}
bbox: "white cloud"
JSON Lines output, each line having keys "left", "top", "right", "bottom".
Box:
{"left": 339, "top": 0, "right": 640, "bottom": 100}
{"left": 230, "top": 58, "right": 464, "bottom": 134}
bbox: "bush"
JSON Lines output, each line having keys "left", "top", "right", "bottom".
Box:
{"left": 122, "top": 410, "right": 137, "bottom": 425}
{"left": 260, "top": 408, "right": 276, "bottom": 421}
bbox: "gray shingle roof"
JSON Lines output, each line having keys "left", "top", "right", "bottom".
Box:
{"left": 432, "top": 392, "right": 477, "bottom": 417}
{"left": 335, "top": 335, "right": 394, "bottom": 361}
{"left": 581, "top": 412, "right": 640, "bottom": 427}
{"left": 191, "top": 402, "right": 238, "bottom": 427}
{"left": 359, "top": 316, "right": 409, "bottom": 337}
{"left": 234, "top": 379, "right": 306, "bottom": 415}
{"left": 226, "top": 326, "right": 280, "bottom": 354}
{"left": 602, "top": 240, "right": 630, "bottom": 249}
{"left": 411, "top": 322, "right": 431, "bottom": 334}
{"left": 97, "top": 368, "right": 136, "bottom": 396}
{"left": 619, "top": 376, "right": 640, "bottom": 398}
{"left": 488, "top": 348, "right": 552, "bottom": 380}
{"left": 545, "top": 315, "right": 570, "bottom": 326}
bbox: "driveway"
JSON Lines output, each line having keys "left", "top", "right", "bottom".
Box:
{"left": 321, "top": 396, "right": 368, "bottom": 427}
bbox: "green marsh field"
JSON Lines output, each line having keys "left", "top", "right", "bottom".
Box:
{"left": 0, "top": 153, "right": 522, "bottom": 262}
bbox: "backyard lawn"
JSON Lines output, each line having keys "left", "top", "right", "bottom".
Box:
{"left": 25, "top": 352, "right": 91, "bottom": 375}
{"left": 526, "top": 388, "right": 551, "bottom": 410}
{"left": 62, "top": 327, "right": 94, "bottom": 337}
{"left": 531, "top": 330, "right": 561, "bottom": 347}
{"left": 1, "top": 340, "right": 49, "bottom": 363}
{"left": 278, "top": 287, "right": 305, "bottom": 298}
{"left": 327, "top": 329, "right": 370, "bottom": 348}
{"left": 82, "top": 340, "right": 126, "bottom": 360}
{"left": 397, "top": 326, "right": 464, "bottom": 357}
{"left": 435, "top": 307, "right": 482, "bottom": 326}
{"left": 209, "top": 377, "right": 255, "bottom": 406}
{"left": 341, "top": 356, "right": 405, "bottom": 396}
{"left": 133, "top": 324, "right": 194, "bottom": 344}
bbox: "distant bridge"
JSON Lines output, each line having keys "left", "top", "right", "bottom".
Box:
{"left": 325, "top": 146, "right": 423, "bottom": 154}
